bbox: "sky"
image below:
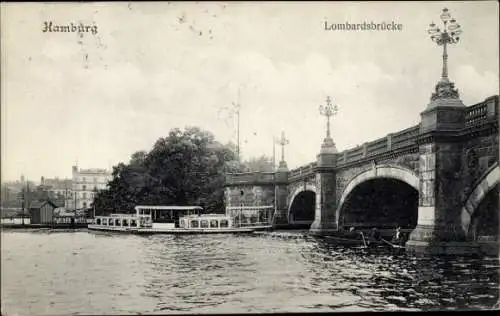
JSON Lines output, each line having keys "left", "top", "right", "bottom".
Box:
{"left": 1, "top": 1, "right": 499, "bottom": 182}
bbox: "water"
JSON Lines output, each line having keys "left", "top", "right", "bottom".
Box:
{"left": 1, "top": 230, "right": 499, "bottom": 315}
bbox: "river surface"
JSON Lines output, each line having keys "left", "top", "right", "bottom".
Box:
{"left": 1, "top": 230, "right": 499, "bottom": 315}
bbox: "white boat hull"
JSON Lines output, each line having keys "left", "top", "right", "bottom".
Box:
{"left": 87, "top": 224, "right": 272, "bottom": 234}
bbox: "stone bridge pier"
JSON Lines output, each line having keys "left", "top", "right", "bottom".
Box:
{"left": 224, "top": 94, "right": 499, "bottom": 255}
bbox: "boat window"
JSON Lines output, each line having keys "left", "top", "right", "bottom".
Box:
{"left": 115, "top": 219, "right": 121, "bottom": 226}
{"left": 190, "top": 220, "right": 199, "bottom": 228}
{"left": 220, "top": 219, "right": 228, "bottom": 228}
{"left": 108, "top": 218, "right": 113, "bottom": 226}
{"left": 131, "top": 219, "right": 137, "bottom": 227}
{"left": 96, "top": 218, "right": 101, "bottom": 225}
{"left": 122, "top": 219, "right": 128, "bottom": 226}
{"left": 179, "top": 220, "right": 185, "bottom": 228}
{"left": 200, "top": 220, "right": 209, "bottom": 228}
{"left": 210, "top": 220, "right": 218, "bottom": 228}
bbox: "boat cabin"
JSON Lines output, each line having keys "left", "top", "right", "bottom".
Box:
{"left": 94, "top": 213, "right": 151, "bottom": 229}
{"left": 92, "top": 206, "right": 205, "bottom": 229}
{"left": 135, "top": 205, "right": 203, "bottom": 229}
{"left": 179, "top": 214, "right": 232, "bottom": 229}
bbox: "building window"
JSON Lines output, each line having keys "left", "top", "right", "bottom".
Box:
{"left": 83, "top": 193, "right": 87, "bottom": 199}
{"left": 83, "top": 177, "right": 86, "bottom": 183}
{"left": 83, "top": 185, "right": 86, "bottom": 191}
{"left": 94, "top": 177, "right": 97, "bottom": 183}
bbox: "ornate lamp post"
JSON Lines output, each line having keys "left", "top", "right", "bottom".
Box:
{"left": 319, "top": 96, "right": 338, "bottom": 153}
{"left": 276, "top": 131, "right": 289, "bottom": 170}
{"left": 427, "top": 8, "right": 463, "bottom": 105}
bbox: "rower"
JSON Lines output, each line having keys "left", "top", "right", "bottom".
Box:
{"left": 392, "top": 226, "right": 402, "bottom": 243}
{"left": 370, "top": 227, "right": 381, "bottom": 240}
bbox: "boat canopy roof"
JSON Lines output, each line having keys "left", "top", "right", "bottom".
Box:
{"left": 134, "top": 205, "right": 203, "bottom": 211}
{"left": 182, "top": 214, "right": 229, "bottom": 219}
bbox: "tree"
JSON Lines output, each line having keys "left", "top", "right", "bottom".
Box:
{"left": 92, "top": 127, "right": 240, "bottom": 214}
{"left": 241, "top": 155, "right": 275, "bottom": 172}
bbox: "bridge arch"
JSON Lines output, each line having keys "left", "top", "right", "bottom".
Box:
{"left": 288, "top": 184, "right": 316, "bottom": 225}
{"left": 461, "top": 163, "right": 500, "bottom": 237}
{"left": 336, "top": 164, "right": 420, "bottom": 227}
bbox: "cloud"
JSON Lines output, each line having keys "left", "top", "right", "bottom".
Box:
{"left": 455, "top": 65, "right": 500, "bottom": 104}
{"left": 2, "top": 2, "right": 498, "bottom": 180}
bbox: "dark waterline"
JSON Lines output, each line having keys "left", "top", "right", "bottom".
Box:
{"left": 1, "top": 230, "right": 499, "bottom": 315}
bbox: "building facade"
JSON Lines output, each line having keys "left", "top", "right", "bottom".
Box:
{"left": 39, "top": 176, "right": 72, "bottom": 202}
{"left": 68, "top": 165, "right": 112, "bottom": 210}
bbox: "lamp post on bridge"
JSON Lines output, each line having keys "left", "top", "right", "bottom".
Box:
{"left": 271, "top": 130, "right": 290, "bottom": 227}
{"left": 406, "top": 8, "right": 474, "bottom": 255}
{"left": 319, "top": 96, "right": 338, "bottom": 154}
{"left": 276, "top": 131, "right": 289, "bottom": 171}
{"left": 310, "top": 96, "right": 340, "bottom": 234}
{"left": 426, "top": 8, "right": 464, "bottom": 109}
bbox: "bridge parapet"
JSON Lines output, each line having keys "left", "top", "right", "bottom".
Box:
{"left": 289, "top": 162, "right": 316, "bottom": 181}
{"left": 286, "top": 97, "right": 497, "bottom": 178}
{"left": 465, "top": 96, "right": 498, "bottom": 127}
{"left": 335, "top": 124, "right": 420, "bottom": 167}
{"left": 343, "top": 146, "right": 364, "bottom": 163}
{"left": 225, "top": 172, "right": 275, "bottom": 186}
{"left": 366, "top": 136, "right": 389, "bottom": 157}
{"left": 225, "top": 96, "right": 498, "bottom": 185}
{"left": 391, "top": 125, "right": 420, "bottom": 150}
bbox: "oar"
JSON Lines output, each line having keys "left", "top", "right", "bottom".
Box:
{"left": 360, "top": 232, "right": 368, "bottom": 248}
{"left": 381, "top": 238, "right": 404, "bottom": 249}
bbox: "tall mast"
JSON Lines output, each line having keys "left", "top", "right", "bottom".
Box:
{"left": 236, "top": 88, "right": 241, "bottom": 160}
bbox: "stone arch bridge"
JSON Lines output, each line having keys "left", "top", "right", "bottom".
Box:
{"left": 225, "top": 95, "right": 499, "bottom": 255}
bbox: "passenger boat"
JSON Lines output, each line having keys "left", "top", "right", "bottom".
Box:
{"left": 87, "top": 205, "right": 272, "bottom": 234}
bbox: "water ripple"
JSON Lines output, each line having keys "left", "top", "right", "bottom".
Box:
{"left": 1, "top": 230, "right": 499, "bottom": 315}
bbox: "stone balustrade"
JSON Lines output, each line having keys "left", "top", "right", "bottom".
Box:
{"left": 227, "top": 97, "right": 498, "bottom": 184}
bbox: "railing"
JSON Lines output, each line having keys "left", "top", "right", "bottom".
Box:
{"left": 225, "top": 96, "right": 498, "bottom": 184}
{"left": 53, "top": 216, "right": 88, "bottom": 224}
{"left": 289, "top": 162, "right": 316, "bottom": 179}
{"left": 366, "top": 137, "right": 388, "bottom": 157}
{"left": 391, "top": 124, "right": 420, "bottom": 150}
{"left": 345, "top": 146, "right": 364, "bottom": 162}
{"left": 465, "top": 96, "right": 498, "bottom": 127}
{"left": 227, "top": 205, "right": 274, "bottom": 227}
{"left": 226, "top": 205, "right": 274, "bottom": 211}
{"left": 225, "top": 172, "right": 275, "bottom": 184}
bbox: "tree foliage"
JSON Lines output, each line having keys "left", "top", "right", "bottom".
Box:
{"left": 92, "top": 127, "right": 244, "bottom": 215}
{"left": 241, "top": 155, "right": 275, "bottom": 172}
